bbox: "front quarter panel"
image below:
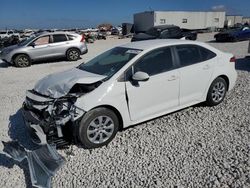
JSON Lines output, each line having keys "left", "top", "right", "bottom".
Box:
{"left": 74, "top": 80, "right": 131, "bottom": 128}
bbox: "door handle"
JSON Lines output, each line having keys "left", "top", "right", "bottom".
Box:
{"left": 168, "top": 75, "right": 178, "bottom": 81}
{"left": 203, "top": 65, "right": 210, "bottom": 70}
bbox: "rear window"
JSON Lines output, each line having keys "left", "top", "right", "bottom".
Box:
{"left": 176, "top": 45, "right": 201, "bottom": 67}
{"left": 176, "top": 45, "right": 216, "bottom": 67}
{"left": 52, "top": 34, "right": 67, "bottom": 43}
{"left": 67, "top": 34, "right": 77, "bottom": 40}
{"left": 199, "top": 46, "right": 216, "bottom": 61}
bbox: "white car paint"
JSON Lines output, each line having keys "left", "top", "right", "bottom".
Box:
{"left": 72, "top": 39, "right": 237, "bottom": 128}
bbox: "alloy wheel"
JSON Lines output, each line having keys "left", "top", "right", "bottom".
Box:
{"left": 17, "top": 56, "right": 29, "bottom": 67}
{"left": 211, "top": 81, "right": 226, "bottom": 103}
{"left": 87, "top": 116, "right": 115, "bottom": 144}
{"left": 69, "top": 50, "right": 79, "bottom": 60}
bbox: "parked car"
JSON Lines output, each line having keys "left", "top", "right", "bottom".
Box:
{"left": 0, "top": 35, "right": 20, "bottom": 49}
{"left": 0, "top": 31, "right": 88, "bottom": 67}
{"left": 131, "top": 25, "right": 197, "bottom": 42}
{"left": 0, "top": 30, "right": 20, "bottom": 39}
{"left": 214, "top": 26, "right": 250, "bottom": 42}
{"left": 20, "top": 29, "right": 34, "bottom": 38}
{"left": 22, "top": 39, "right": 237, "bottom": 149}
{"left": 111, "top": 27, "right": 122, "bottom": 35}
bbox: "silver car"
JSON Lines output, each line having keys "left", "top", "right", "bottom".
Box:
{"left": 0, "top": 32, "right": 88, "bottom": 67}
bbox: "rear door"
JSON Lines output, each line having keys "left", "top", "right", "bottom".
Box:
{"left": 174, "top": 45, "right": 216, "bottom": 105}
{"left": 125, "top": 47, "right": 180, "bottom": 121}
{"left": 50, "top": 34, "right": 69, "bottom": 56}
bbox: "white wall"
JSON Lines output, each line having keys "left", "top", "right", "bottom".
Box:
{"left": 154, "top": 11, "right": 225, "bottom": 30}
{"left": 226, "top": 16, "right": 243, "bottom": 26}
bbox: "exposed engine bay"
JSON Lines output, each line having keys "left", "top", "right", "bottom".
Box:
{"left": 23, "top": 82, "right": 102, "bottom": 146}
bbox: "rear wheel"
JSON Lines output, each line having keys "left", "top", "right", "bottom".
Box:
{"left": 206, "top": 77, "right": 227, "bottom": 106}
{"left": 78, "top": 107, "right": 119, "bottom": 149}
{"left": 14, "top": 54, "right": 31, "bottom": 67}
{"left": 66, "top": 48, "right": 80, "bottom": 61}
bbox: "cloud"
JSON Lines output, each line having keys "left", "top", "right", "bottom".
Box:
{"left": 211, "top": 5, "right": 226, "bottom": 12}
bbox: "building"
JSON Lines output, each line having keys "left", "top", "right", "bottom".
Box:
{"left": 242, "top": 17, "right": 250, "bottom": 25}
{"left": 134, "top": 11, "right": 226, "bottom": 33}
{"left": 225, "top": 15, "right": 243, "bottom": 27}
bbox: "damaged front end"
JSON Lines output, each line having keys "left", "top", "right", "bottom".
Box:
{"left": 22, "top": 68, "right": 106, "bottom": 146}
{"left": 22, "top": 90, "right": 85, "bottom": 147}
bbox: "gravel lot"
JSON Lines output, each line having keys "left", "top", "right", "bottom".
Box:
{"left": 0, "top": 33, "right": 249, "bottom": 188}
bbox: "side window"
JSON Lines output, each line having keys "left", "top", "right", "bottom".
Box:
{"left": 199, "top": 46, "right": 216, "bottom": 61}
{"left": 33, "top": 36, "right": 50, "bottom": 46}
{"left": 133, "top": 47, "right": 173, "bottom": 76}
{"left": 176, "top": 45, "right": 201, "bottom": 67}
{"left": 67, "top": 34, "right": 76, "bottom": 40}
{"left": 53, "top": 34, "right": 67, "bottom": 43}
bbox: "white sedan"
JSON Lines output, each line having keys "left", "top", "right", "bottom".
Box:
{"left": 23, "top": 39, "right": 237, "bottom": 149}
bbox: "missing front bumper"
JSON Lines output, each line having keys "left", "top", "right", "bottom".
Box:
{"left": 22, "top": 107, "right": 74, "bottom": 147}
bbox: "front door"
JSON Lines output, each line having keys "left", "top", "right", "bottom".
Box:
{"left": 125, "top": 47, "right": 179, "bottom": 121}
{"left": 28, "top": 35, "right": 53, "bottom": 59}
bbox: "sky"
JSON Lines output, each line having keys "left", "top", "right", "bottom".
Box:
{"left": 0, "top": 0, "right": 249, "bottom": 29}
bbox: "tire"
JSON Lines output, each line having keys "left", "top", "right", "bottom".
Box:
{"left": 78, "top": 107, "right": 119, "bottom": 149}
{"left": 66, "top": 48, "right": 80, "bottom": 61}
{"left": 206, "top": 77, "right": 227, "bottom": 106}
{"left": 14, "top": 54, "right": 31, "bottom": 67}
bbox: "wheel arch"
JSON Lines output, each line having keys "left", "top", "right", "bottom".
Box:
{"left": 65, "top": 47, "right": 81, "bottom": 56}
{"left": 90, "top": 105, "right": 124, "bottom": 131}
{"left": 12, "top": 53, "right": 31, "bottom": 62}
{"left": 217, "top": 75, "right": 229, "bottom": 91}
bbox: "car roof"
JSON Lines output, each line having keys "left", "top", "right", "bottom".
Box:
{"left": 120, "top": 39, "right": 207, "bottom": 50}
{"left": 36, "top": 31, "right": 78, "bottom": 37}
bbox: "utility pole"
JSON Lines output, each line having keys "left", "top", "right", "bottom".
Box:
{"left": 248, "top": 40, "right": 250, "bottom": 54}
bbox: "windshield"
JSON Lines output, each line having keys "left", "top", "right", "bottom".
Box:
{"left": 78, "top": 47, "right": 142, "bottom": 77}
{"left": 146, "top": 27, "right": 160, "bottom": 36}
{"left": 0, "top": 31, "right": 7, "bottom": 34}
{"left": 18, "top": 35, "right": 36, "bottom": 46}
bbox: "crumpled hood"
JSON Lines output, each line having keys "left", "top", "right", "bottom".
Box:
{"left": 132, "top": 33, "right": 156, "bottom": 41}
{"left": 34, "top": 68, "right": 106, "bottom": 98}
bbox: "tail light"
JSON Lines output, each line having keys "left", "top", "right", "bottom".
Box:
{"left": 230, "top": 56, "right": 236, "bottom": 63}
{"left": 80, "top": 34, "right": 85, "bottom": 42}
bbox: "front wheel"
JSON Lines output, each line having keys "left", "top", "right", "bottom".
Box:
{"left": 206, "top": 77, "right": 227, "bottom": 106}
{"left": 78, "top": 108, "right": 119, "bottom": 149}
{"left": 14, "top": 54, "right": 31, "bottom": 67}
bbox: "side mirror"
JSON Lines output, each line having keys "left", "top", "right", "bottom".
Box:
{"left": 132, "top": 71, "right": 149, "bottom": 82}
{"left": 29, "top": 42, "right": 36, "bottom": 47}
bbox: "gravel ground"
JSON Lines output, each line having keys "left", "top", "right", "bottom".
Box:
{"left": 0, "top": 33, "right": 249, "bottom": 188}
